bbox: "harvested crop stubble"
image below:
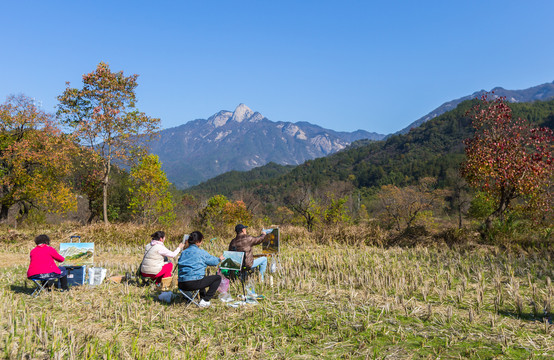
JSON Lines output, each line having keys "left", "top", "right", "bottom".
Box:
{"left": 0, "top": 225, "right": 553, "bottom": 358}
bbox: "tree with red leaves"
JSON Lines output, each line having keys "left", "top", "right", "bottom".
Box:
{"left": 57, "top": 62, "right": 160, "bottom": 224}
{"left": 461, "top": 95, "right": 553, "bottom": 229}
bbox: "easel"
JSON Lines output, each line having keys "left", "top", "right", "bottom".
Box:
{"left": 255, "top": 227, "right": 281, "bottom": 275}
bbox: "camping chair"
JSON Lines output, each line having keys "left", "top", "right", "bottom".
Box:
{"left": 220, "top": 250, "right": 254, "bottom": 301}
{"left": 29, "top": 277, "right": 58, "bottom": 297}
{"left": 178, "top": 289, "right": 201, "bottom": 308}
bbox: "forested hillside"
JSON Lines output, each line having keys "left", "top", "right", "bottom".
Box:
{"left": 187, "top": 99, "right": 554, "bottom": 204}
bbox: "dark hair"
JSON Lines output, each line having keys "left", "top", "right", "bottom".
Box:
{"left": 187, "top": 231, "right": 204, "bottom": 245}
{"left": 151, "top": 231, "right": 165, "bottom": 241}
{"left": 34, "top": 234, "right": 50, "bottom": 245}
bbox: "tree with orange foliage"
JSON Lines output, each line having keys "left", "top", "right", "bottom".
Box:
{"left": 461, "top": 95, "right": 553, "bottom": 229}
{"left": 0, "top": 95, "right": 77, "bottom": 222}
{"left": 57, "top": 62, "right": 160, "bottom": 224}
{"left": 377, "top": 177, "right": 443, "bottom": 232}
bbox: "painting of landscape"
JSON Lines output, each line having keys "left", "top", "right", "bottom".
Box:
{"left": 220, "top": 251, "right": 244, "bottom": 271}
{"left": 262, "top": 228, "right": 279, "bottom": 254}
{"left": 60, "top": 243, "right": 94, "bottom": 266}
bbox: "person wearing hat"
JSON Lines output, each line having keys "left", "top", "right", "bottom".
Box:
{"left": 228, "top": 224, "right": 268, "bottom": 281}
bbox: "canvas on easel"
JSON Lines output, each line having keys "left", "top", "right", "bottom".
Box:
{"left": 60, "top": 242, "right": 94, "bottom": 266}
{"left": 220, "top": 251, "right": 245, "bottom": 272}
{"left": 261, "top": 228, "right": 279, "bottom": 255}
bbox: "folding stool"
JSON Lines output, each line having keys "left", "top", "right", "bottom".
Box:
{"left": 178, "top": 289, "right": 201, "bottom": 308}
{"left": 30, "top": 278, "right": 58, "bottom": 297}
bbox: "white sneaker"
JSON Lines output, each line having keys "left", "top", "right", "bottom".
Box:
{"left": 199, "top": 299, "right": 211, "bottom": 308}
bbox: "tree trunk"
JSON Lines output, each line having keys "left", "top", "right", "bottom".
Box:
{"left": 103, "top": 179, "right": 109, "bottom": 225}
{"left": 102, "top": 159, "right": 111, "bottom": 225}
{"left": 458, "top": 204, "right": 463, "bottom": 229}
{"left": 0, "top": 204, "right": 9, "bottom": 222}
{"left": 18, "top": 202, "right": 30, "bottom": 223}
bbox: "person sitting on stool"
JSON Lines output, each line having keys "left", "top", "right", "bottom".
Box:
{"left": 141, "top": 231, "right": 184, "bottom": 284}
{"left": 228, "top": 224, "right": 268, "bottom": 281}
{"left": 27, "top": 234, "right": 69, "bottom": 291}
{"left": 178, "top": 231, "right": 223, "bottom": 308}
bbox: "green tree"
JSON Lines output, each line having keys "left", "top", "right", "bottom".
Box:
{"left": 0, "top": 95, "right": 77, "bottom": 222}
{"left": 284, "top": 186, "right": 321, "bottom": 232}
{"left": 323, "top": 195, "right": 351, "bottom": 225}
{"left": 129, "top": 154, "right": 175, "bottom": 226}
{"left": 194, "top": 195, "right": 252, "bottom": 232}
{"left": 57, "top": 62, "right": 160, "bottom": 224}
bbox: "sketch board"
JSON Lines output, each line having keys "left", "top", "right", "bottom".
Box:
{"left": 261, "top": 228, "right": 279, "bottom": 254}
{"left": 220, "top": 251, "right": 244, "bottom": 271}
{"left": 60, "top": 243, "right": 94, "bottom": 266}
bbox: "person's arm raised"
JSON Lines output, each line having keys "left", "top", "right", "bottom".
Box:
{"left": 251, "top": 233, "right": 267, "bottom": 246}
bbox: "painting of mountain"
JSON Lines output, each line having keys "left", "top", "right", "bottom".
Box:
{"left": 60, "top": 243, "right": 94, "bottom": 266}
{"left": 220, "top": 251, "right": 245, "bottom": 271}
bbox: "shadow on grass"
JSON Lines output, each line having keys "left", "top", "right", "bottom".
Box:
{"left": 10, "top": 279, "right": 64, "bottom": 296}
{"left": 143, "top": 289, "right": 211, "bottom": 309}
{"left": 498, "top": 309, "right": 553, "bottom": 324}
{"left": 10, "top": 283, "right": 35, "bottom": 296}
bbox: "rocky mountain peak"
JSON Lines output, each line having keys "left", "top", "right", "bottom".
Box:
{"left": 148, "top": 104, "right": 383, "bottom": 188}
{"left": 230, "top": 103, "right": 254, "bottom": 123}
{"left": 207, "top": 110, "right": 232, "bottom": 127}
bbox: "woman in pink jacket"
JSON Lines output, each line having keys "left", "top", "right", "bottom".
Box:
{"left": 27, "top": 234, "right": 69, "bottom": 291}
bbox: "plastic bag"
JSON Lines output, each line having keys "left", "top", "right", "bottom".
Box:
{"left": 88, "top": 267, "right": 107, "bottom": 285}
{"left": 246, "top": 283, "right": 256, "bottom": 297}
{"left": 270, "top": 258, "right": 278, "bottom": 273}
{"left": 219, "top": 292, "right": 234, "bottom": 303}
{"left": 217, "top": 269, "right": 230, "bottom": 293}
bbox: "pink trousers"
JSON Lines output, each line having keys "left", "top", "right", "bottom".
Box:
{"left": 141, "top": 263, "right": 173, "bottom": 284}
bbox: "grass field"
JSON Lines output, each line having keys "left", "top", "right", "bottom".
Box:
{"left": 1, "top": 224, "right": 553, "bottom": 359}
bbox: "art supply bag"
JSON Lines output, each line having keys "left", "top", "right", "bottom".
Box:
{"left": 158, "top": 291, "right": 174, "bottom": 303}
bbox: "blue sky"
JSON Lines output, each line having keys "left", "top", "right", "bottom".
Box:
{"left": 1, "top": 1, "right": 554, "bottom": 134}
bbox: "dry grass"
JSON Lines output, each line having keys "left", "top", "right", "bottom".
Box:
{"left": 1, "top": 223, "right": 553, "bottom": 359}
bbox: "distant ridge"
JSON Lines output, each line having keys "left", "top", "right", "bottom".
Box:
{"left": 395, "top": 81, "right": 554, "bottom": 135}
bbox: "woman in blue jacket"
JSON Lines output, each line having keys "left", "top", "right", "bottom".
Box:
{"left": 178, "top": 231, "right": 223, "bottom": 307}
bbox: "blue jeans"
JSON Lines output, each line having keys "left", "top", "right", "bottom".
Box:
{"left": 252, "top": 257, "right": 268, "bottom": 281}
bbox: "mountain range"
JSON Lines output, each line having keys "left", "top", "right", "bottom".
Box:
{"left": 186, "top": 97, "right": 554, "bottom": 202}
{"left": 148, "top": 81, "right": 554, "bottom": 189}
{"left": 147, "top": 104, "right": 384, "bottom": 188}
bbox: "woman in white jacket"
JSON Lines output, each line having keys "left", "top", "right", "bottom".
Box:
{"left": 140, "top": 231, "right": 184, "bottom": 284}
